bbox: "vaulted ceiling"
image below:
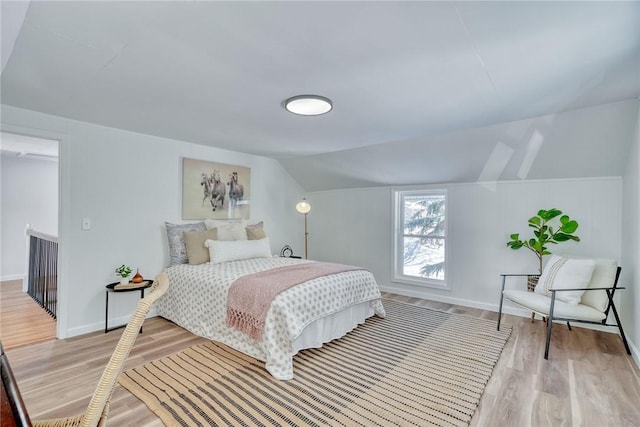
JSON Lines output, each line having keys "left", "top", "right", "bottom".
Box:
{"left": 2, "top": 1, "right": 639, "bottom": 191}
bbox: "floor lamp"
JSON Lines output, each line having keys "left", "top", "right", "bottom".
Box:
{"left": 296, "top": 198, "right": 311, "bottom": 259}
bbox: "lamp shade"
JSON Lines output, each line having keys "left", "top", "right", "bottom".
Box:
{"left": 296, "top": 198, "right": 311, "bottom": 214}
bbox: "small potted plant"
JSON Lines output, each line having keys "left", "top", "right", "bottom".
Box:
{"left": 507, "top": 208, "right": 580, "bottom": 280}
{"left": 115, "top": 264, "right": 132, "bottom": 285}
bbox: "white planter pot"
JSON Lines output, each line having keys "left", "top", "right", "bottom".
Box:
{"left": 120, "top": 277, "right": 130, "bottom": 285}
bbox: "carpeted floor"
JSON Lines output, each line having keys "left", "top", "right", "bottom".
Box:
{"left": 119, "top": 300, "right": 512, "bottom": 426}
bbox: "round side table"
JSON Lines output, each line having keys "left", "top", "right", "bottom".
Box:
{"left": 104, "top": 280, "right": 153, "bottom": 333}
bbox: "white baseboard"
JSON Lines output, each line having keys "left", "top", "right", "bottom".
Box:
{"left": 1, "top": 274, "right": 24, "bottom": 282}
{"left": 380, "top": 285, "right": 487, "bottom": 309}
{"left": 65, "top": 307, "right": 158, "bottom": 338}
{"left": 379, "top": 284, "right": 522, "bottom": 315}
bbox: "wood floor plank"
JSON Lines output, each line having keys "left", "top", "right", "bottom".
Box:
{"left": 0, "top": 280, "right": 56, "bottom": 349}
{"left": 473, "top": 367, "right": 537, "bottom": 427}
{"left": 532, "top": 391, "right": 571, "bottom": 427}
{"left": 3, "top": 291, "right": 639, "bottom": 426}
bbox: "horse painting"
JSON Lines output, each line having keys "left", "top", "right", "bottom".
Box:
{"left": 184, "top": 158, "right": 251, "bottom": 220}
{"left": 200, "top": 173, "right": 213, "bottom": 207}
{"left": 227, "top": 171, "right": 244, "bottom": 208}
{"left": 209, "top": 169, "right": 226, "bottom": 211}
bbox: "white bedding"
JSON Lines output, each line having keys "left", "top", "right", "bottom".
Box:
{"left": 157, "top": 257, "right": 386, "bottom": 379}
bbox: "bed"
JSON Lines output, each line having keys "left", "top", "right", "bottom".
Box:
{"left": 156, "top": 256, "right": 385, "bottom": 380}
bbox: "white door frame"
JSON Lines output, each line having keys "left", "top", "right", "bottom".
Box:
{"left": 1, "top": 123, "right": 69, "bottom": 339}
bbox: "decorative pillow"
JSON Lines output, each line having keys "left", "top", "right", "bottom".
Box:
{"left": 580, "top": 258, "right": 617, "bottom": 312}
{"left": 205, "top": 237, "right": 271, "bottom": 264}
{"left": 204, "top": 219, "right": 248, "bottom": 241}
{"left": 183, "top": 229, "right": 218, "bottom": 265}
{"left": 165, "top": 221, "right": 206, "bottom": 266}
{"left": 204, "top": 219, "right": 247, "bottom": 230}
{"left": 534, "top": 255, "right": 596, "bottom": 305}
{"left": 246, "top": 221, "right": 267, "bottom": 240}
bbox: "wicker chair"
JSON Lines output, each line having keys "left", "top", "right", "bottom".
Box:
{"left": 33, "top": 273, "right": 170, "bottom": 427}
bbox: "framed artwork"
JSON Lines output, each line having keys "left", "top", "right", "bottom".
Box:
{"left": 182, "top": 157, "right": 251, "bottom": 220}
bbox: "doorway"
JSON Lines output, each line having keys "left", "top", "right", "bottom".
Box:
{"left": 0, "top": 132, "right": 59, "bottom": 348}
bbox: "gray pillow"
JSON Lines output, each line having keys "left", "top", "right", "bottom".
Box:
{"left": 165, "top": 221, "right": 206, "bottom": 265}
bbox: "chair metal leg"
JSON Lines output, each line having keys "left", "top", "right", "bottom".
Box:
{"left": 607, "top": 290, "right": 632, "bottom": 355}
{"left": 497, "top": 276, "right": 506, "bottom": 331}
{"left": 544, "top": 291, "right": 557, "bottom": 360}
{"left": 567, "top": 321, "right": 572, "bottom": 331}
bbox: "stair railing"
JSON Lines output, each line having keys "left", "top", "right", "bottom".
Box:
{"left": 24, "top": 225, "right": 58, "bottom": 319}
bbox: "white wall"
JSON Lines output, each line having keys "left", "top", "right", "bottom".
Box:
{"left": 307, "top": 177, "right": 622, "bottom": 312}
{"left": 1, "top": 154, "right": 58, "bottom": 280}
{"left": 1, "top": 105, "right": 306, "bottom": 338}
{"left": 621, "top": 100, "right": 640, "bottom": 365}
{"left": 2, "top": 99, "right": 635, "bottom": 354}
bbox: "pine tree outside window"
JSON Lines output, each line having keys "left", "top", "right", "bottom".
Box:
{"left": 393, "top": 188, "right": 449, "bottom": 289}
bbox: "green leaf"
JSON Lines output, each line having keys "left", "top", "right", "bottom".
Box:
{"left": 554, "top": 233, "right": 572, "bottom": 242}
{"left": 560, "top": 220, "right": 578, "bottom": 233}
{"left": 531, "top": 240, "right": 542, "bottom": 252}
{"left": 507, "top": 242, "right": 523, "bottom": 250}
{"left": 511, "top": 208, "right": 580, "bottom": 260}
{"left": 540, "top": 208, "right": 562, "bottom": 221}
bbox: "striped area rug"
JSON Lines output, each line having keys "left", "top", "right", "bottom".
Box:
{"left": 119, "top": 300, "right": 511, "bottom": 426}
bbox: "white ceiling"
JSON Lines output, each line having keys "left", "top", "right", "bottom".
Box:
{"left": 0, "top": 0, "right": 29, "bottom": 73}
{"left": 1, "top": 1, "right": 639, "bottom": 190}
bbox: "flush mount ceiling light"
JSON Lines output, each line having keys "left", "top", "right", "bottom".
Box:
{"left": 284, "top": 95, "right": 333, "bottom": 116}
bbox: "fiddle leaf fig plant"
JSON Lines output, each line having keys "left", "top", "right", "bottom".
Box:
{"left": 506, "top": 208, "right": 580, "bottom": 274}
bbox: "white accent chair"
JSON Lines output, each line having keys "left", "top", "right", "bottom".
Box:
{"left": 497, "top": 258, "right": 631, "bottom": 359}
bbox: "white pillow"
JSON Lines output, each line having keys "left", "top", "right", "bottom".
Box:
{"left": 534, "top": 255, "right": 596, "bottom": 305}
{"left": 205, "top": 238, "right": 271, "bottom": 263}
{"left": 204, "top": 219, "right": 248, "bottom": 241}
{"left": 580, "top": 258, "right": 617, "bottom": 312}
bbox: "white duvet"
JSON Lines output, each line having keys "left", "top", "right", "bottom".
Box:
{"left": 157, "top": 257, "right": 386, "bottom": 379}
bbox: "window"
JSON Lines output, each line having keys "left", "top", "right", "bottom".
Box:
{"left": 393, "top": 188, "right": 449, "bottom": 289}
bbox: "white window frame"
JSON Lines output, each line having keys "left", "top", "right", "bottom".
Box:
{"left": 392, "top": 187, "right": 450, "bottom": 290}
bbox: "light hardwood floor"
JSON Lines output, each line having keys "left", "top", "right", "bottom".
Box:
{"left": 0, "top": 280, "right": 56, "bottom": 349}
{"left": 5, "top": 293, "right": 640, "bottom": 426}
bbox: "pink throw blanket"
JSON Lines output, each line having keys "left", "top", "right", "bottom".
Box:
{"left": 226, "top": 262, "right": 364, "bottom": 340}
